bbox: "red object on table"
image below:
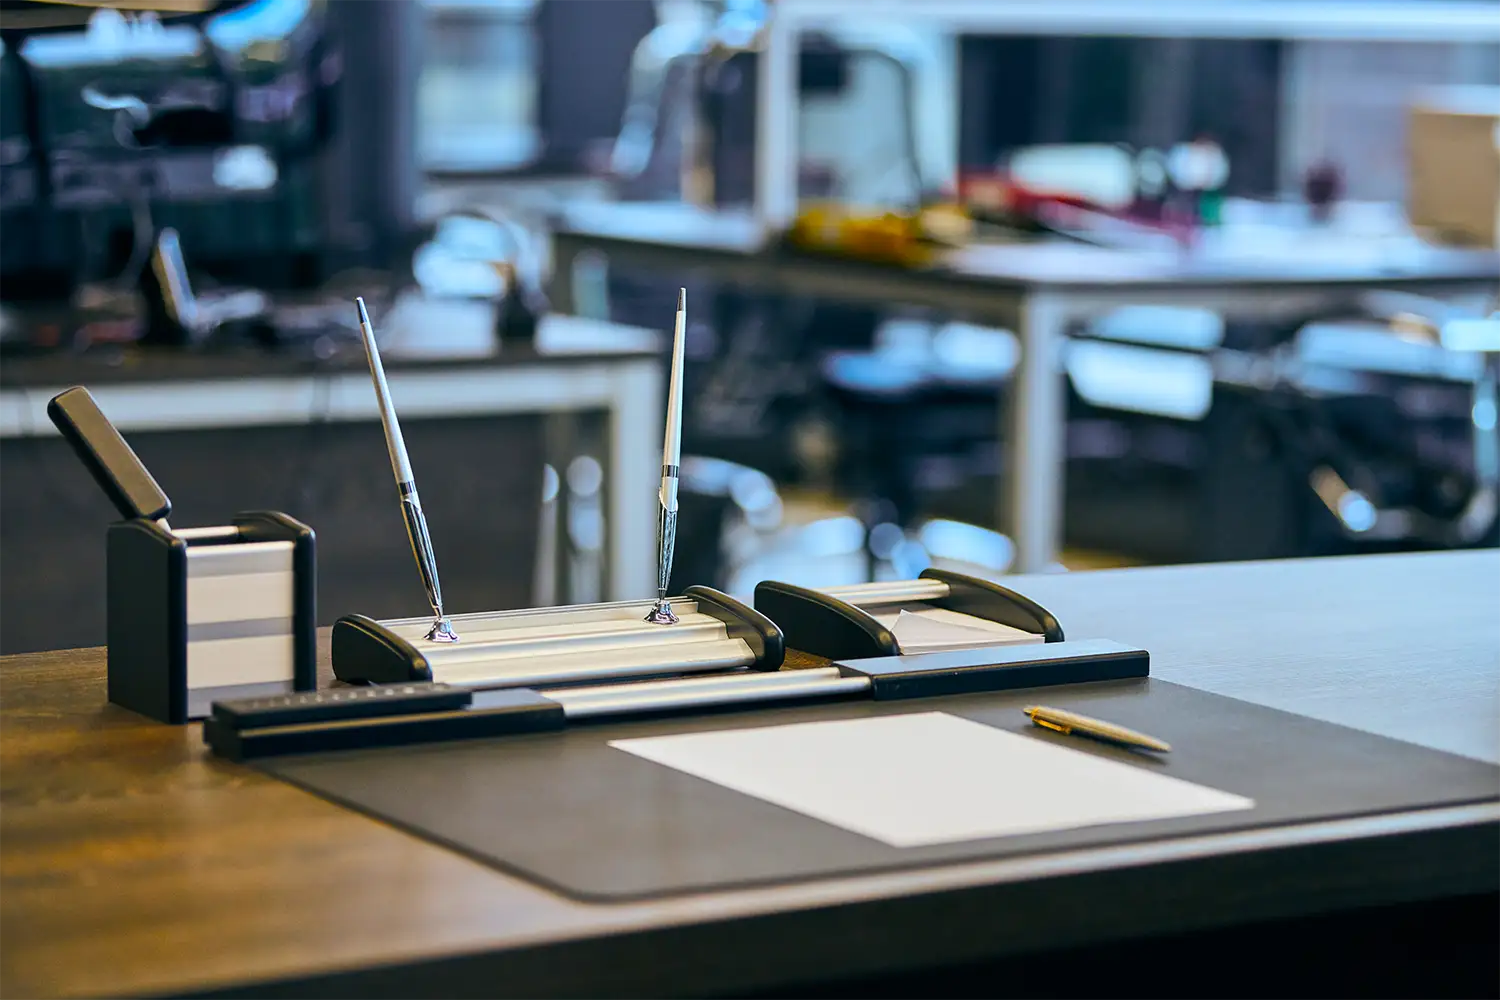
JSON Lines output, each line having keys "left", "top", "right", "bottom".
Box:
{"left": 959, "top": 170, "right": 1199, "bottom": 245}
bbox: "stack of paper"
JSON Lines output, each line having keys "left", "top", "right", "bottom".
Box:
{"left": 612, "top": 712, "right": 1254, "bottom": 848}
{"left": 881, "top": 607, "right": 1042, "bottom": 654}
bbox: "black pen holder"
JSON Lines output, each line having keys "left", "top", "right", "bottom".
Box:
{"left": 107, "top": 511, "right": 317, "bottom": 723}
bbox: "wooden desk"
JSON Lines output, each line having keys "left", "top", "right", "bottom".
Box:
{"left": 2, "top": 551, "right": 1497, "bottom": 998}
{"left": 549, "top": 201, "right": 1500, "bottom": 575}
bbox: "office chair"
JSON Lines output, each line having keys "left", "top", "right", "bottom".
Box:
{"left": 819, "top": 323, "right": 1017, "bottom": 577}
{"left": 1065, "top": 297, "right": 1500, "bottom": 562}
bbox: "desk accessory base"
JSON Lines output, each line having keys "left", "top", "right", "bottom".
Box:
{"left": 837, "top": 638, "right": 1147, "bottom": 699}
{"left": 210, "top": 640, "right": 1145, "bottom": 761}
{"left": 208, "top": 689, "right": 564, "bottom": 761}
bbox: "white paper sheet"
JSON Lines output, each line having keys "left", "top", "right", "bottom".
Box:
{"left": 883, "top": 608, "right": 1042, "bottom": 654}
{"left": 611, "top": 712, "right": 1253, "bottom": 848}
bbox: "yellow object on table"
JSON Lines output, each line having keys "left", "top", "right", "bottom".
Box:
{"left": 783, "top": 203, "right": 971, "bottom": 267}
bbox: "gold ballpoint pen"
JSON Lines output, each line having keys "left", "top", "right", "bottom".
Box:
{"left": 1024, "top": 705, "right": 1172, "bottom": 753}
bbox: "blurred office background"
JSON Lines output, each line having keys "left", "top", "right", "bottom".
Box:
{"left": 1, "top": 0, "right": 1496, "bottom": 654}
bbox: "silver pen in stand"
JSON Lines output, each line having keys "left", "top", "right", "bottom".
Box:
{"left": 646, "top": 288, "right": 688, "bottom": 625}
{"left": 354, "top": 297, "right": 459, "bottom": 643}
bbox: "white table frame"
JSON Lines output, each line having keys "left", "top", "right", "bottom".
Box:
{"left": 0, "top": 359, "right": 664, "bottom": 603}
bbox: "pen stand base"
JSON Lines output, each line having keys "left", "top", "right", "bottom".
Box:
{"left": 333, "top": 585, "right": 782, "bottom": 690}
{"left": 108, "top": 511, "right": 317, "bottom": 724}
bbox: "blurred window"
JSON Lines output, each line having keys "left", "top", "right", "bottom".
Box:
{"left": 416, "top": 0, "right": 540, "bottom": 173}
{"left": 1280, "top": 39, "right": 1500, "bottom": 200}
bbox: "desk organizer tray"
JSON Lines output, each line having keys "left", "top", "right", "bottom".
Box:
{"left": 750, "top": 569, "right": 1141, "bottom": 692}
{"left": 331, "top": 585, "right": 783, "bottom": 688}
{"left": 755, "top": 568, "right": 1065, "bottom": 661}
{"left": 254, "top": 676, "right": 1500, "bottom": 902}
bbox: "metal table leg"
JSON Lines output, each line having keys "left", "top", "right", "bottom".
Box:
{"left": 549, "top": 235, "right": 579, "bottom": 316}
{"left": 541, "top": 412, "right": 579, "bottom": 607}
{"left": 607, "top": 359, "right": 665, "bottom": 601}
{"left": 1007, "top": 291, "right": 1070, "bottom": 574}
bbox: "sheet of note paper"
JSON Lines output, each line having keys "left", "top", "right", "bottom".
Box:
{"left": 881, "top": 607, "right": 1042, "bottom": 654}
{"left": 611, "top": 712, "right": 1253, "bottom": 848}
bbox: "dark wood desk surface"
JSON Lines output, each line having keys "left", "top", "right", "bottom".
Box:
{"left": 2, "top": 551, "right": 1497, "bottom": 998}
{"left": 553, "top": 201, "right": 1500, "bottom": 292}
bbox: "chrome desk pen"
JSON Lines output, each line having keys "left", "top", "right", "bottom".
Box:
{"left": 354, "top": 297, "right": 459, "bottom": 643}
{"left": 646, "top": 288, "right": 688, "bottom": 625}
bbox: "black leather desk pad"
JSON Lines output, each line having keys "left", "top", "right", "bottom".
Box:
{"left": 261, "top": 679, "right": 1500, "bottom": 901}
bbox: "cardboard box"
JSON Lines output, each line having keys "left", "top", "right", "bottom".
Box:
{"left": 1408, "top": 86, "right": 1500, "bottom": 248}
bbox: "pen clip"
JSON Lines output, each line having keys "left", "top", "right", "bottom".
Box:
{"left": 1032, "top": 716, "right": 1070, "bottom": 736}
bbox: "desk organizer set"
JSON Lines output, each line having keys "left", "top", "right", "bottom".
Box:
{"left": 48, "top": 387, "right": 316, "bottom": 723}
{"left": 50, "top": 296, "right": 1143, "bottom": 756}
{"left": 193, "top": 293, "right": 1143, "bottom": 759}
{"left": 205, "top": 533, "right": 1147, "bottom": 759}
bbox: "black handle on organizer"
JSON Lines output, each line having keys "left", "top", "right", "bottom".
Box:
{"left": 753, "top": 580, "right": 898, "bottom": 661}
{"left": 46, "top": 386, "right": 172, "bottom": 522}
{"left": 920, "top": 568, "right": 1065, "bottom": 642}
{"left": 685, "top": 585, "right": 786, "bottom": 671}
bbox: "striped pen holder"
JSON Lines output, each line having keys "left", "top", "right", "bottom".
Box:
{"left": 107, "top": 511, "right": 316, "bottom": 723}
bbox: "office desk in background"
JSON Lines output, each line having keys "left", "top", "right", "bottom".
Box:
{"left": 749, "top": 0, "right": 1500, "bottom": 227}
{"left": 550, "top": 201, "right": 1500, "bottom": 574}
{"left": 0, "top": 313, "right": 663, "bottom": 654}
{"left": 1, "top": 550, "right": 1495, "bottom": 998}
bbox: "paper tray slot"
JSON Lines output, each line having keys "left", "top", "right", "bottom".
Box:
{"left": 427, "top": 637, "right": 759, "bottom": 690}
{"left": 333, "top": 585, "right": 783, "bottom": 687}
{"left": 919, "top": 568, "right": 1064, "bottom": 641}
{"left": 756, "top": 569, "right": 1064, "bottom": 662}
{"left": 819, "top": 578, "right": 951, "bottom": 607}
{"left": 394, "top": 612, "right": 734, "bottom": 662}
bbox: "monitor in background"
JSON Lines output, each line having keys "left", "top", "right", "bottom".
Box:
{"left": 0, "top": 0, "right": 419, "bottom": 305}
{"left": 958, "top": 35, "right": 1282, "bottom": 198}
{"left": 958, "top": 32, "right": 1500, "bottom": 203}
{"left": 11, "top": 0, "right": 336, "bottom": 296}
